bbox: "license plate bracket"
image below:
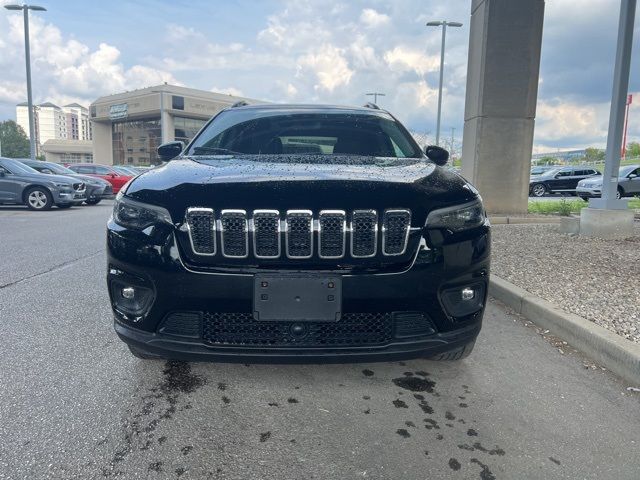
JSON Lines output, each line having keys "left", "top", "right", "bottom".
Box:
{"left": 253, "top": 274, "right": 342, "bottom": 322}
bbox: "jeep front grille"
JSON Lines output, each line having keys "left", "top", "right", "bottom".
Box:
{"left": 185, "top": 208, "right": 412, "bottom": 259}
{"left": 186, "top": 208, "right": 216, "bottom": 255}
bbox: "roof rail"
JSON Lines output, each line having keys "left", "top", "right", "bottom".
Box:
{"left": 363, "top": 102, "right": 380, "bottom": 110}
{"left": 230, "top": 100, "right": 249, "bottom": 108}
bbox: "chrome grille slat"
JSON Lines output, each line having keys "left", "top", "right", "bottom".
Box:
{"left": 220, "top": 210, "right": 248, "bottom": 258}
{"left": 382, "top": 209, "right": 411, "bottom": 256}
{"left": 285, "top": 210, "right": 313, "bottom": 259}
{"left": 318, "top": 210, "right": 346, "bottom": 259}
{"left": 185, "top": 208, "right": 216, "bottom": 255}
{"left": 252, "top": 210, "right": 281, "bottom": 258}
{"left": 351, "top": 210, "right": 378, "bottom": 258}
{"left": 185, "top": 208, "right": 413, "bottom": 260}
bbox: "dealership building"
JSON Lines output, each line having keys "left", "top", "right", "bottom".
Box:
{"left": 90, "top": 84, "right": 260, "bottom": 166}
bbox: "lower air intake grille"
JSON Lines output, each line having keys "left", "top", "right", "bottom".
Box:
{"left": 202, "top": 312, "right": 394, "bottom": 347}
{"left": 186, "top": 208, "right": 216, "bottom": 255}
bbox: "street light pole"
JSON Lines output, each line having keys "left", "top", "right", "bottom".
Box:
{"left": 426, "top": 20, "right": 462, "bottom": 146}
{"left": 590, "top": 0, "right": 636, "bottom": 210}
{"left": 366, "top": 92, "right": 385, "bottom": 105}
{"left": 5, "top": 4, "right": 47, "bottom": 161}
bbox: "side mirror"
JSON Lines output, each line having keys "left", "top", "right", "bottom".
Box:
{"left": 158, "top": 141, "right": 185, "bottom": 162}
{"left": 424, "top": 145, "right": 449, "bottom": 166}
{"left": 628, "top": 173, "right": 638, "bottom": 179}
{"left": 110, "top": 173, "right": 117, "bottom": 178}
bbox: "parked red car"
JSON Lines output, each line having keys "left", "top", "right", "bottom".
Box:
{"left": 67, "top": 164, "right": 133, "bottom": 194}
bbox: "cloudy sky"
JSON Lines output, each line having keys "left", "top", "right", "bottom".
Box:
{"left": 0, "top": 0, "right": 638, "bottom": 153}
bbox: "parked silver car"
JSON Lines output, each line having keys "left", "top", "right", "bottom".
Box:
{"left": 576, "top": 164, "right": 640, "bottom": 200}
{"left": 19, "top": 159, "right": 114, "bottom": 205}
{"left": 0, "top": 157, "right": 86, "bottom": 210}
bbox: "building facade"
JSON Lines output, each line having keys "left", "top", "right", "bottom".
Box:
{"left": 16, "top": 102, "right": 93, "bottom": 157}
{"left": 42, "top": 139, "right": 93, "bottom": 163}
{"left": 89, "top": 84, "right": 260, "bottom": 166}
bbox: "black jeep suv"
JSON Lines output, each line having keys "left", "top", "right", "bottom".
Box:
{"left": 107, "top": 104, "right": 490, "bottom": 363}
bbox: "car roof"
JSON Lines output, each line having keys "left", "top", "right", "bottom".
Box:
{"left": 226, "top": 103, "right": 394, "bottom": 117}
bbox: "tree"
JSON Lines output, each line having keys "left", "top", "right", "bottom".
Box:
{"left": 0, "top": 120, "right": 30, "bottom": 158}
{"left": 536, "top": 156, "right": 557, "bottom": 166}
{"left": 626, "top": 142, "right": 640, "bottom": 159}
{"left": 584, "top": 147, "right": 605, "bottom": 163}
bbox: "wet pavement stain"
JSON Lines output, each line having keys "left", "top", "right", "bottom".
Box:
{"left": 549, "top": 457, "right": 561, "bottom": 465}
{"left": 471, "top": 458, "right": 496, "bottom": 480}
{"left": 217, "top": 382, "right": 227, "bottom": 391}
{"left": 161, "top": 361, "right": 204, "bottom": 394}
{"left": 405, "top": 421, "right": 416, "bottom": 428}
{"left": 448, "top": 458, "right": 461, "bottom": 471}
{"left": 148, "top": 462, "right": 163, "bottom": 472}
{"left": 396, "top": 429, "right": 411, "bottom": 438}
{"left": 393, "top": 399, "right": 408, "bottom": 408}
{"left": 459, "top": 403, "right": 469, "bottom": 408}
{"left": 418, "top": 399, "right": 434, "bottom": 415}
{"left": 467, "top": 428, "right": 479, "bottom": 437}
{"left": 362, "top": 369, "right": 374, "bottom": 377}
{"left": 181, "top": 446, "right": 193, "bottom": 456}
{"left": 457, "top": 442, "right": 505, "bottom": 456}
{"left": 221, "top": 396, "right": 231, "bottom": 404}
{"left": 363, "top": 408, "right": 371, "bottom": 414}
{"left": 175, "top": 467, "right": 186, "bottom": 477}
{"left": 287, "top": 397, "right": 299, "bottom": 404}
{"left": 260, "top": 432, "right": 272, "bottom": 442}
{"left": 392, "top": 376, "right": 436, "bottom": 392}
{"left": 424, "top": 419, "right": 440, "bottom": 430}
{"left": 268, "top": 402, "right": 279, "bottom": 407}
{"left": 445, "top": 411, "right": 456, "bottom": 420}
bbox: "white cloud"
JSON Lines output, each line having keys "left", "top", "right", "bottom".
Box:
{"left": 0, "top": 14, "right": 178, "bottom": 111}
{"left": 384, "top": 46, "right": 439, "bottom": 76}
{"left": 360, "top": 8, "right": 390, "bottom": 28}
{"left": 535, "top": 100, "right": 609, "bottom": 143}
{"left": 297, "top": 45, "right": 354, "bottom": 92}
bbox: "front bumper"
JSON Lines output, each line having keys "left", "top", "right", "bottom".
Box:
{"left": 54, "top": 189, "right": 86, "bottom": 205}
{"left": 107, "top": 219, "right": 490, "bottom": 362}
{"left": 576, "top": 186, "right": 602, "bottom": 197}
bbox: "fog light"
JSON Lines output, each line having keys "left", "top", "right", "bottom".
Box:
{"left": 461, "top": 287, "right": 475, "bottom": 301}
{"left": 121, "top": 287, "right": 135, "bottom": 299}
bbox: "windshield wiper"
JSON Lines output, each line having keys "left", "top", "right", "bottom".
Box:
{"left": 191, "top": 146, "right": 242, "bottom": 155}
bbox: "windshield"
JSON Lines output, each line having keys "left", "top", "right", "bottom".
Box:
{"left": 2, "top": 158, "right": 40, "bottom": 174}
{"left": 187, "top": 110, "right": 422, "bottom": 159}
{"left": 44, "top": 163, "right": 75, "bottom": 175}
{"left": 113, "top": 166, "right": 135, "bottom": 175}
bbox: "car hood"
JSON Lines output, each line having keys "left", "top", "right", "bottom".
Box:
{"left": 124, "top": 155, "right": 479, "bottom": 222}
{"left": 22, "top": 171, "right": 80, "bottom": 185}
{"left": 578, "top": 177, "right": 603, "bottom": 186}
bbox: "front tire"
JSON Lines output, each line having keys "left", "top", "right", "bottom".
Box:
{"left": 127, "top": 344, "right": 162, "bottom": 360}
{"left": 25, "top": 187, "right": 53, "bottom": 211}
{"left": 531, "top": 183, "right": 547, "bottom": 197}
{"left": 427, "top": 340, "right": 476, "bottom": 361}
{"left": 85, "top": 198, "right": 102, "bottom": 205}
{"left": 617, "top": 187, "right": 623, "bottom": 199}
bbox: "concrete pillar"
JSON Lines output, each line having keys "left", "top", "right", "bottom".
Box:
{"left": 92, "top": 121, "right": 113, "bottom": 165}
{"left": 162, "top": 111, "right": 174, "bottom": 143}
{"left": 461, "top": 0, "right": 545, "bottom": 214}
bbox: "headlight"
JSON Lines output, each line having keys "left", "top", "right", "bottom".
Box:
{"left": 113, "top": 194, "right": 172, "bottom": 230}
{"left": 426, "top": 199, "right": 485, "bottom": 232}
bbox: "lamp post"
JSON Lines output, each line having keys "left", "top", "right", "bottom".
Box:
{"left": 426, "top": 20, "right": 462, "bottom": 146}
{"left": 5, "top": 4, "right": 47, "bottom": 161}
{"left": 366, "top": 92, "right": 385, "bottom": 105}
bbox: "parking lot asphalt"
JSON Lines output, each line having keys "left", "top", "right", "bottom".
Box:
{"left": 1, "top": 202, "right": 639, "bottom": 480}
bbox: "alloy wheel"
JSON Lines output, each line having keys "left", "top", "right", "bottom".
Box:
{"left": 28, "top": 190, "right": 48, "bottom": 209}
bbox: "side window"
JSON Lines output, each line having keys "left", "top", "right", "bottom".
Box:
{"left": 94, "top": 166, "right": 111, "bottom": 175}
{"left": 74, "top": 165, "right": 92, "bottom": 174}
{"left": 556, "top": 170, "right": 572, "bottom": 177}
{"left": 574, "top": 170, "right": 587, "bottom": 176}
{"left": 0, "top": 164, "right": 10, "bottom": 174}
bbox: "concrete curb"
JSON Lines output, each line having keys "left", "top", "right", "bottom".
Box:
{"left": 489, "top": 216, "right": 561, "bottom": 224}
{"left": 490, "top": 275, "right": 640, "bottom": 386}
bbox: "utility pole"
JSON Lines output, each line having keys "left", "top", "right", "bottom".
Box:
{"left": 5, "top": 4, "right": 47, "bottom": 161}
{"left": 365, "top": 92, "right": 385, "bottom": 105}
{"left": 621, "top": 93, "right": 632, "bottom": 160}
{"left": 450, "top": 127, "right": 455, "bottom": 155}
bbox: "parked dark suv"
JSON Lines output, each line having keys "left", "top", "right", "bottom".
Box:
{"left": 529, "top": 166, "right": 601, "bottom": 197}
{"left": 107, "top": 104, "right": 490, "bottom": 362}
